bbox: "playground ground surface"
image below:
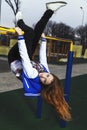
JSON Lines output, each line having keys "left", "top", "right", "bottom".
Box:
{"left": 0, "top": 56, "right": 87, "bottom": 130}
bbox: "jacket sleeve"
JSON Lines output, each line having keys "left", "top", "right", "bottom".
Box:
{"left": 39, "top": 38, "right": 50, "bottom": 72}
{"left": 18, "top": 35, "right": 38, "bottom": 78}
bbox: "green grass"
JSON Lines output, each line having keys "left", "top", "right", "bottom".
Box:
{"left": 0, "top": 74, "right": 87, "bottom": 130}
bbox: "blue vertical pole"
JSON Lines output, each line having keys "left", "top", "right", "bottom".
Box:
{"left": 36, "top": 96, "right": 42, "bottom": 118}
{"left": 64, "top": 51, "right": 74, "bottom": 100}
{"left": 60, "top": 50, "right": 74, "bottom": 127}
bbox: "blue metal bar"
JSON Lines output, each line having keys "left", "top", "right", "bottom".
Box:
{"left": 60, "top": 51, "right": 74, "bottom": 127}
{"left": 64, "top": 51, "right": 74, "bottom": 96}
{"left": 36, "top": 96, "right": 42, "bottom": 118}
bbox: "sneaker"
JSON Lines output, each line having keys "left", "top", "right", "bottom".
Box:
{"left": 16, "top": 11, "right": 23, "bottom": 22}
{"left": 46, "top": 1, "right": 67, "bottom": 12}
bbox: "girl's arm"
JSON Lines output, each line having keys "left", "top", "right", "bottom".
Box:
{"left": 15, "top": 27, "right": 38, "bottom": 78}
{"left": 39, "top": 33, "right": 50, "bottom": 72}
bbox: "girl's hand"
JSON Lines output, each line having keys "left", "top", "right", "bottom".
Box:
{"left": 41, "top": 33, "right": 46, "bottom": 38}
{"left": 15, "top": 27, "right": 23, "bottom": 35}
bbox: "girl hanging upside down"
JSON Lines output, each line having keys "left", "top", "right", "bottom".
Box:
{"left": 8, "top": 1, "right": 71, "bottom": 121}
{"left": 15, "top": 25, "right": 71, "bottom": 121}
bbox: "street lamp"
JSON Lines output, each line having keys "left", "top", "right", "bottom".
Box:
{"left": 0, "top": 0, "right": 2, "bottom": 23}
{"left": 80, "top": 6, "right": 84, "bottom": 26}
{"left": 80, "top": 6, "right": 86, "bottom": 54}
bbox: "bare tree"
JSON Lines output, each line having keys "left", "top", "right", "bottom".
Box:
{"left": 75, "top": 25, "right": 87, "bottom": 54}
{"left": 5, "top": 0, "right": 21, "bottom": 16}
{"left": 5, "top": 0, "right": 21, "bottom": 25}
{"left": 44, "top": 20, "right": 75, "bottom": 40}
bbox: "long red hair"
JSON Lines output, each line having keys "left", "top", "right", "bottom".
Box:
{"left": 41, "top": 74, "right": 71, "bottom": 121}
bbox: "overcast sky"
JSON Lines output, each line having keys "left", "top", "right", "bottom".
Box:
{"left": 1, "top": 0, "right": 87, "bottom": 28}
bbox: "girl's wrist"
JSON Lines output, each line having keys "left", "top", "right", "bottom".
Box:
{"left": 41, "top": 37, "right": 46, "bottom": 42}
{"left": 18, "top": 35, "right": 24, "bottom": 40}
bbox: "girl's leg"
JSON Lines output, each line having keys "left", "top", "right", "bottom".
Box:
{"left": 32, "top": 9, "right": 54, "bottom": 55}
{"left": 17, "top": 20, "right": 35, "bottom": 59}
{"left": 8, "top": 43, "right": 21, "bottom": 65}
{"left": 8, "top": 9, "right": 53, "bottom": 65}
{"left": 8, "top": 20, "right": 34, "bottom": 64}
{"left": 8, "top": 19, "right": 35, "bottom": 65}
{"left": 17, "top": 20, "right": 33, "bottom": 32}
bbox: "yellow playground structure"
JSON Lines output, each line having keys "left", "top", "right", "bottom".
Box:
{"left": 0, "top": 26, "right": 17, "bottom": 55}
{"left": 0, "top": 26, "right": 87, "bottom": 60}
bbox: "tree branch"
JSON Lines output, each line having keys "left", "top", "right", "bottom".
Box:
{"left": 5, "top": 0, "right": 21, "bottom": 15}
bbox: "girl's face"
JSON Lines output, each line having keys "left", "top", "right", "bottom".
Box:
{"left": 39, "top": 72, "right": 53, "bottom": 85}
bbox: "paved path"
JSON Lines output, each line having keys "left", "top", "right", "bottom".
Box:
{"left": 0, "top": 57, "right": 87, "bottom": 93}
